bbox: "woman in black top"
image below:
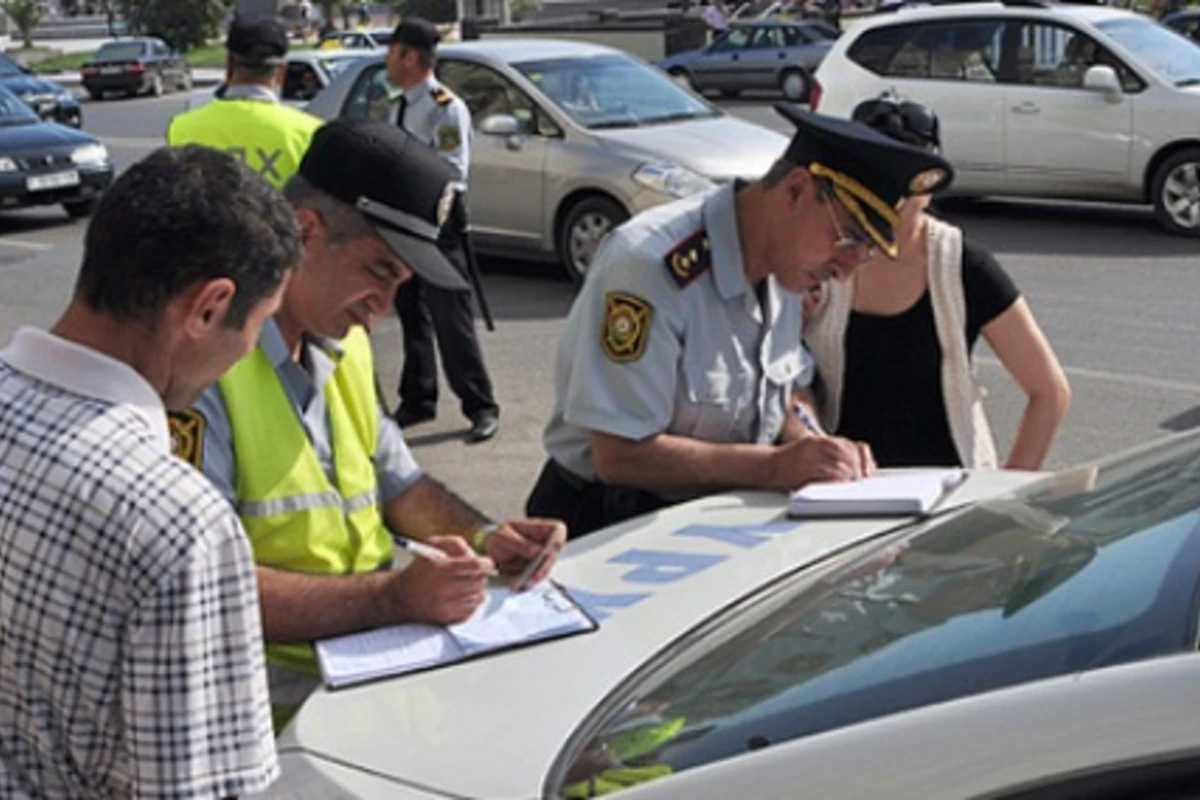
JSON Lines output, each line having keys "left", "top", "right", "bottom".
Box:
{"left": 805, "top": 96, "right": 1071, "bottom": 470}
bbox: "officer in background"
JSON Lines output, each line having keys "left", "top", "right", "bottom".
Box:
{"left": 167, "top": 15, "right": 322, "bottom": 188}
{"left": 386, "top": 17, "right": 501, "bottom": 443}
{"left": 526, "top": 106, "right": 956, "bottom": 538}
{"left": 178, "top": 121, "right": 566, "bottom": 730}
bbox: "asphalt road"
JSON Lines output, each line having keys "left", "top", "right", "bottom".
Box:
{"left": 1, "top": 90, "right": 1197, "bottom": 522}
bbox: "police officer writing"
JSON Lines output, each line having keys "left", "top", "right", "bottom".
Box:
{"left": 167, "top": 15, "right": 322, "bottom": 188}
{"left": 527, "top": 106, "right": 956, "bottom": 538}
{"left": 177, "top": 121, "right": 566, "bottom": 730}
{"left": 386, "top": 17, "right": 501, "bottom": 443}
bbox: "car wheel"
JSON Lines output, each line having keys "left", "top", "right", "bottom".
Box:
{"left": 779, "top": 68, "right": 809, "bottom": 102}
{"left": 667, "top": 67, "right": 694, "bottom": 91}
{"left": 178, "top": 71, "right": 192, "bottom": 91}
{"left": 150, "top": 73, "right": 164, "bottom": 97}
{"left": 63, "top": 199, "right": 96, "bottom": 219}
{"left": 557, "top": 196, "right": 629, "bottom": 285}
{"left": 1151, "top": 148, "right": 1200, "bottom": 236}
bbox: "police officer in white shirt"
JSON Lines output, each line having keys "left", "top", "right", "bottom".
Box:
{"left": 527, "top": 106, "right": 956, "bottom": 538}
{"left": 387, "top": 17, "right": 500, "bottom": 443}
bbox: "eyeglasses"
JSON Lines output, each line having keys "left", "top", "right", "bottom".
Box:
{"left": 820, "top": 191, "right": 876, "bottom": 264}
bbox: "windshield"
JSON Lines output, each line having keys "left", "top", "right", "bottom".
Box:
{"left": 321, "top": 55, "right": 361, "bottom": 78}
{"left": 1096, "top": 17, "right": 1200, "bottom": 85}
{"left": 0, "top": 88, "right": 38, "bottom": 125}
{"left": 513, "top": 54, "right": 718, "bottom": 129}
{"left": 95, "top": 42, "right": 145, "bottom": 62}
{"left": 557, "top": 435, "right": 1200, "bottom": 797}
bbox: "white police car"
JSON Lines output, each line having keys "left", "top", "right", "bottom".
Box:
{"left": 261, "top": 431, "right": 1200, "bottom": 798}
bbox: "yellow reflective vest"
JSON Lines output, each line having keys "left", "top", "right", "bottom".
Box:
{"left": 217, "top": 327, "right": 393, "bottom": 676}
{"left": 167, "top": 96, "right": 322, "bottom": 188}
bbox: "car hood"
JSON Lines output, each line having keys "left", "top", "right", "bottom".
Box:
{"left": 0, "top": 120, "right": 95, "bottom": 149}
{"left": 593, "top": 114, "right": 788, "bottom": 182}
{"left": 0, "top": 73, "right": 69, "bottom": 97}
{"left": 273, "top": 471, "right": 1040, "bottom": 799}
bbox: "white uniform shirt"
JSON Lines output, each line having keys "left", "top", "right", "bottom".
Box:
{"left": 391, "top": 73, "right": 472, "bottom": 182}
{"left": 0, "top": 327, "right": 276, "bottom": 799}
{"left": 543, "top": 183, "right": 814, "bottom": 495}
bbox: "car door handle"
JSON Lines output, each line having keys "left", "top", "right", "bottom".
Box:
{"left": 1011, "top": 101, "right": 1040, "bottom": 114}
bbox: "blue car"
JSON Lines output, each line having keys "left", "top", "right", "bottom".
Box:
{"left": 0, "top": 51, "right": 81, "bottom": 128}
{"left": 657, "top": 19, "right": 838, "bottom": 102}
{"left": 0, "top": 86, "right": 113, "bottom": 219}
{"left": 1163, "top": 9, "right": 1200, "bottom": 45}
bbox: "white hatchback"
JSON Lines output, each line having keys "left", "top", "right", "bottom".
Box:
{"left": 813, "top": 0, "right": 1200, "bottom": 236}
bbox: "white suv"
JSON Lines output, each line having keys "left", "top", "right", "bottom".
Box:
{"left": 813, "top": 0, "right": 1200, "bottom": 236}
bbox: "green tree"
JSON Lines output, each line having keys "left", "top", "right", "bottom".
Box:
{"left": 116, "top": 0, "right": 234, "bottom": 52}
{"left": 1, "top": 0, "right": 46, "bottom": 49}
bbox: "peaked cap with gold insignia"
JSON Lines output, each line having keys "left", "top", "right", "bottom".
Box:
{"left": 774, "top": 104, "right": 954, "bottom": 259}
{"left": 663, "top": 229, "right": 712, "bottom": 288}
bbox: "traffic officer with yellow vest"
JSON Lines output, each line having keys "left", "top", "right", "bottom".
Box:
{"left": 167, "top": 14, "right": 322, "bottom": 188}
{"left": 172, "top": 120, "right": 566, "bottom": 730}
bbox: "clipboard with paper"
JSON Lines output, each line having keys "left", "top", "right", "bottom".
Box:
{"left": 315, "top": 582, "right": 597, "bottom": 689}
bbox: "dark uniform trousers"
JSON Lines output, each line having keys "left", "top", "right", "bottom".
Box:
{"left": 394, "top": 224, "right": 499, "bottom": 420}
{"left": 526, "top": 459, "right": 671, "bottom": 539}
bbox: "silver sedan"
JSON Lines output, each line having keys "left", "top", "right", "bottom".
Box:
{"left": 305, "top": 39, "right": 788, "bottom": 282}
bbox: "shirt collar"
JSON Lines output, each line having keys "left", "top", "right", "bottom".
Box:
{"left": 0, "top": 327, "right": 171, "bottom": 452}
{"left": 220, "top": 83, "right": 280, "bottom": 103}
{"left": 402, "top": 74, "right": 437, "bottom": 104}
{"left": 258, "top": 318, "right": 344, "bottom": 369}
{"left": 703, "top": 182, "right": 753, "bottom": 302}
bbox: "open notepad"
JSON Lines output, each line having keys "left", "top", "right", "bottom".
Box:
{"left": 788, "top": 469, "right": 967, "bottom": 518}
{"left": 315, "top": 582, "right": 596, "bottom": 689}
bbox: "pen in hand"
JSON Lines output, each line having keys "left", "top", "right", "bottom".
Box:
{"left": 397, "top": 536, "right": 498, "bottom": 577}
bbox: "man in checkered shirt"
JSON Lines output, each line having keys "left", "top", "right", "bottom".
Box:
{"left": 0, "top": 146, "right": 302, "bottom": 798}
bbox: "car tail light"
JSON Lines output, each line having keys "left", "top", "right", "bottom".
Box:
{"left": 809, "top": 77, "right": 823, "bottom": 111}
{"left": 126, "top": 62, "right": 145, "bottom": 73}
{"left": 81, "top": 66, "right": 96, "bottom": 75}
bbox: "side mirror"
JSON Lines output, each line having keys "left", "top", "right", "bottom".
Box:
{"left": 480, "top": 113, "right": 520, "bottom": 136}
{"left": 1083, "top": 64, "right": 1122, "bottom": 102}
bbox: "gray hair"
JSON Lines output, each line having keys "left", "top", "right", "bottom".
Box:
{"left": 283, "top": 174, "right": 377, "bottom": 245}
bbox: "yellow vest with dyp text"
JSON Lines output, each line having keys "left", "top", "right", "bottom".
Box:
{"left": 167, "top": 97, "right": 322, "bottom": 188}
{"left": 217, "top": 327, "right": 393, "bottom": 675}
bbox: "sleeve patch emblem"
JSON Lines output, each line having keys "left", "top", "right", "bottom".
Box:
{"left": 437, "top": 125, "right": 462, "bottom": 151}
{"left": 168, "top": 409, "right": 206, "bottom": 469}
{"left": 602, "top": 292, "right": 653, "bottom": 362}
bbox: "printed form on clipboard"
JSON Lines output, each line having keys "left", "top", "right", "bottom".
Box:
{"left": 315, "top": 582, "right": 597, "bottom": 689}
{"left": 788, "top": 469, "right": 967, "bottom": 518}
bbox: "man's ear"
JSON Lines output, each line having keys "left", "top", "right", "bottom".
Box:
{"left": 294, "top": 205, "right": 322, "bottom": 246}
{"left": 182, "top": 278, "right": 237, "bottom": 336}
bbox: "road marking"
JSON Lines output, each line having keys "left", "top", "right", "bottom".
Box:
{"left": 0, "top": 238, "right": 51, "bottom": 251}
{"left": 978, "top": 355, "right": 1200, "bottom": 395}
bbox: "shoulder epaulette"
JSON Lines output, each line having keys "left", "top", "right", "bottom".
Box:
{"left": 663, "top": 229, "right": 712, "bottom": 288}
{"left": 431, "top": 86, "right": 453, "bottom": 106}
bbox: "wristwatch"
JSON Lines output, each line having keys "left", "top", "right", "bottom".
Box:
{"left": 469, "top": 522, "right": 501, "bottom": 554}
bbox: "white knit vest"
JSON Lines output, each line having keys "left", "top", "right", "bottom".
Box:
{"left": 805, "top": 217, "right": 999, "bottom": 468}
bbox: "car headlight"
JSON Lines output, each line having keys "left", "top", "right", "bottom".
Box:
{"left": 71, "top": 144, "right": 108, "bottom": 166}
{"left": 0, "top": 157, "right": 17, "bottom": 172}
{"left": 632, "top": 163, "right": 715, "bottom": 199}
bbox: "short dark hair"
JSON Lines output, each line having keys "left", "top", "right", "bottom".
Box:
{"left": 75, "top": 146, "right": 302, "bottom": 328}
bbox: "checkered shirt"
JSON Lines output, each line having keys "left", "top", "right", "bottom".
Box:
{"left": 0, "top": 330, "right": 278, "bottom": 799}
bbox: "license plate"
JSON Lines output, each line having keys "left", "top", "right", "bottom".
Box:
{"left": 26, "top": 171, "right": 80, "bottom": 192}
{"left": 100, "top": 66, "right": 122, "bottom": 75}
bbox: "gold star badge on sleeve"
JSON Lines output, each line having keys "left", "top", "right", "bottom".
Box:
{"left": 601, "top": 292, "right": 653, "bottom": 362}
{"left": 167, "top": 409, "right": 206, "bottom": 469}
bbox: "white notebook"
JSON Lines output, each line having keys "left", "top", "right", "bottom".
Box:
{"left": 315, "top": 582, "right": 596, "bottom": 689}
{"left": 788, "top": 469, "right": 967, "bottom": 518}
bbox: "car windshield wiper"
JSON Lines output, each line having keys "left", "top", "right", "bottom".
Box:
{"left": 1176, "top": 77, "right": 1200, "bottom": 87}
{"left": 647, "top": 111, "right": 710, "bottom": 124}
{"left": 588, "top": 119, "right": 642, "bottom": 130}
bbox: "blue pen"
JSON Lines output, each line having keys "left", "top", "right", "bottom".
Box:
{"left": 793, "top": 402, "right": 825, "bottom": 436}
